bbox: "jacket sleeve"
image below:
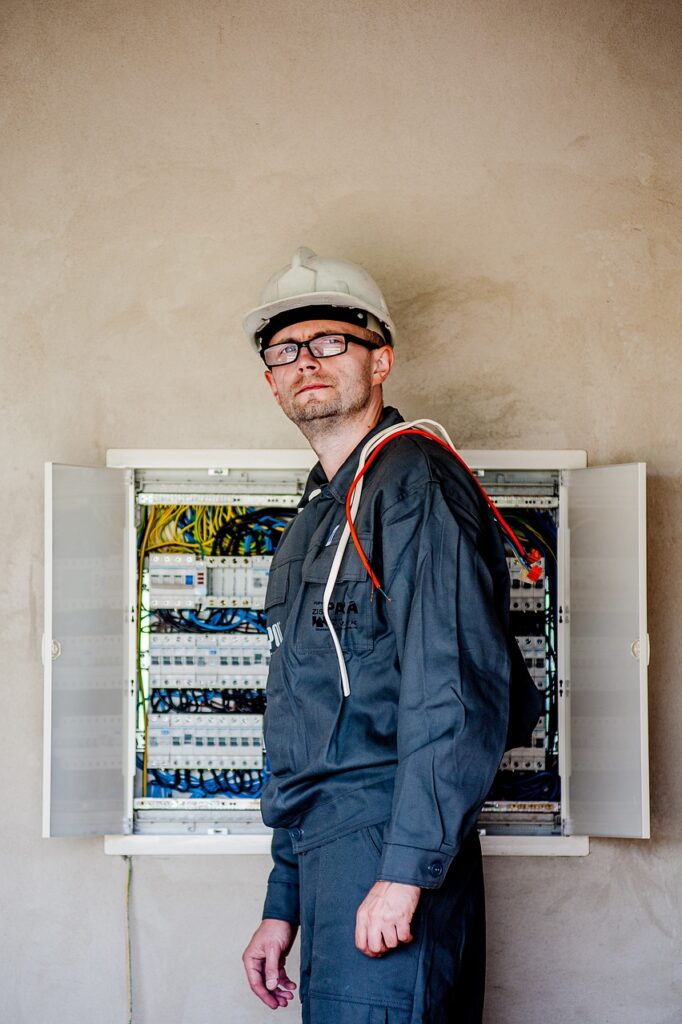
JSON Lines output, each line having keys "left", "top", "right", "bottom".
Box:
{"left": 262, "top": 827, "right": 300, "bottom": 924}
{"left": 377, "top": 481, "right": 511, "bottom": 888}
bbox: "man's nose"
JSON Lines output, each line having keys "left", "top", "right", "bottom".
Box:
{"left": 295, "top": 342, "right": 322, "bottom": 368}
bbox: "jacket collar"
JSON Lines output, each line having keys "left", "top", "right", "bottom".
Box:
{"left": 299, "top": 406, "right": 404, "bottom": 507}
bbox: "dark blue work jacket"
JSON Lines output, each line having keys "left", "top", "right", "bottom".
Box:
{"left": 261, "top": 407, "right": 541, "bottom": 924}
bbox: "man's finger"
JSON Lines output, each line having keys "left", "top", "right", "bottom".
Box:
{"left": 396, "top": 920, "right": 413, "bottom": 943}
{"left": 277, "top": 968, "right": 297, "bottom": 991}
{"left": 355, "top": 910, "right": 369, "bottom": 954}
{"left": 273, "top": 967, "right": 296, "bottom": 1000}
{"left": 367, "top": 920, "right": 387, "bottom": 955}
{"left": 356, "top": 909, "right": 382, "bottom": 956}
{"left": 264, "top": 944, "right": 281, "bottom": 991}
{"left": 243, "top": 961, "right": 279, "bottom": 1009}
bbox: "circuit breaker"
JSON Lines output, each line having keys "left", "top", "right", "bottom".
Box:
{"left": 42, "top": 448, "right": 650, "bottom": 856}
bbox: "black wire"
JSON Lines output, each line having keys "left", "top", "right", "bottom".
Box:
{"left": 152, "top": 609, "right": 267, "bottom": 634}
{"left": 150, "top": 689, "right": 266, "bottom": 714}
{"left": 210, "top": 508, "right": 296, "bottom": 555}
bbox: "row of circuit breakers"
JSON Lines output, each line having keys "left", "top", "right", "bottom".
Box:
{"left": 141, "top": 542, "right": 554, "bottom": 804}
{"left": 147, "top": 554, "right": 271, "bottom": 609}
{"left": 145, "top": 621, "right": 546, "bottom": 773}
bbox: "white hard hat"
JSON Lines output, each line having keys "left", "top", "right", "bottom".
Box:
{"left": 243, "top": 247, "right": 397, "bottom": 350}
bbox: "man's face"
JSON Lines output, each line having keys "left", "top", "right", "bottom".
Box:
{"left": 263, "top": 319, "right": 393, "bottom": 427}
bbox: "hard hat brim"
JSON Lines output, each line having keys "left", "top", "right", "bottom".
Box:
{"left": 243, "top": 291, "right": 396, "bottom": 349}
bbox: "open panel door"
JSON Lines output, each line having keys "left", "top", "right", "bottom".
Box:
{"left": 565, "top": 463, "right": 649, "bottom": 838}
{"left": 43, "top": 464, "right": 130, "bottom": 836}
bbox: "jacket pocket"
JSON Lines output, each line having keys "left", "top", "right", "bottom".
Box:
{"left": 263, "top": 557, "right": 306, "bottom": 773}
{"left": 362, "top": 821, "right": 387, "bottom": 859}
{"left": 294, "top": 533, "right": 375, "bottom": 654}
{"left": 263, "top": 560, "right": 291, "bottom": 611}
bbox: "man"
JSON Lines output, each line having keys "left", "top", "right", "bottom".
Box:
{"left": 241, "top": 248, "right": 541, "bottom": 1023}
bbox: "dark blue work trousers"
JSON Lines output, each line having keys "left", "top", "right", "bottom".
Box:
{"left": 297, "top": 823, "right": 486, "bottom": 1024}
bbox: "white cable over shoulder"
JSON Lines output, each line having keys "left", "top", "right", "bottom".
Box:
{"left": 323, "top": 419, "right": 461, "bottom": 697}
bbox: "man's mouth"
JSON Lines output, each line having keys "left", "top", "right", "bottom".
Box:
{"left": 296, "top": 383, "right": 331, "bottom": 395}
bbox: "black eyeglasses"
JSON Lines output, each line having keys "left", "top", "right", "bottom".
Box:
{"left": 260, "top": 333, "right": 381, "bottom": 367}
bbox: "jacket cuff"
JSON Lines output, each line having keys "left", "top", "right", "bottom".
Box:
{"left": 377, "top": 842, "right": 454, "bottom": 889}
{"left": 262, "top": 881, "right": 300, "bottom": 925}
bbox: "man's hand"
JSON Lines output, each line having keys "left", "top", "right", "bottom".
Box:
{"left": 355, "top": 881, "right": 421, "bottom": 957}
{"left": 242, "top": 918, "right": 298, "bottom": 1009}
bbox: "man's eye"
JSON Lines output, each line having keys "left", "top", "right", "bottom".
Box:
{"left": 281, "top": 344, "right": 298, "bottom": 356}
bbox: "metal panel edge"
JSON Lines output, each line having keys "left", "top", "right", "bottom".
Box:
{"left": 104, "top": 834, "right": 274, "bottom": 855}
{"left": 480, "top": 835, "right": 589, "bottom": 856}
{"left": 42, "top": 462, "right": 53, "bottom": 838}
{"left": 103, "top": 834, "right": 590, "bottom": 857}
{"left": 106, "top": 448, "right": 588, "bottom": 472}
{"left": 637, "top": 463, "right": 651, "bottom": 838}
{"left": 557, "top": 475, "right": 571, "bottom": 834}
{"left": 106, "top": 449, "right": 317, "bottom": 470}
{"left": 123, "top": 472, "right": 136, "bottom": 834}
{"left": 463, "top": 450, "right": 587, "bottom": 470}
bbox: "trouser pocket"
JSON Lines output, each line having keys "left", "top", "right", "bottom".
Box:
{"left": 362, "top": 820, "right": 388, "bottom": 858}
{"left": 298, "top": 826, "right": 487, "bottom": 1024}
{"left": 298, "top": 827, "right": 417, "bottom": 1011}
{"left": 303, "top": 994, "right": 411, "bottom": 1024}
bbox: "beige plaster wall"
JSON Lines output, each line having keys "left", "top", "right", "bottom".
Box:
{"left": 1, "top": 1, "right": 681, "bottom": 1021}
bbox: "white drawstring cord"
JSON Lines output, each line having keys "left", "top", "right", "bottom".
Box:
{"left": 323, "top": 419, "right": 462, "bottom": 697}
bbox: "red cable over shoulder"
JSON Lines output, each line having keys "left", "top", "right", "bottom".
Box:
{"left": 344, "top": 428, "right": 543, "bottom": 595}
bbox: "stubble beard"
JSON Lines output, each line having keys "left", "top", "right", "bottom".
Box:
{"left": 280, "top": 374, "right": 373, "bottom": 437}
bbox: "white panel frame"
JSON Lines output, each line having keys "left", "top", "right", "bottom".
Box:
{"left": 106, "top": 448, "right": 588, "bottom": 472}
{"left": 123, "top": 476, "right": 137, "bottom": 833}
{"left": 54, "top": 447, "right": 659, "bottom": 856}
{"left": 96, "top": 447, "right": 592, "bottom": 856}
{"left": 104, "top": 833, "right": 590, "bottom": 857}
{"left": 107, "top": 449, "right": 317, "bottom": 470}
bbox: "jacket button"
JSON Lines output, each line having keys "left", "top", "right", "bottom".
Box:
{"left": 428, "top": 861, "right": 443, "bottom": 878}
{"left": 290, "top": 827, "right": 303, "bottom": 841}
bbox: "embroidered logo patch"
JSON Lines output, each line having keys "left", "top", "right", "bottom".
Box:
{"left": 267, "top": 621, "right": 283, "bottom": 650}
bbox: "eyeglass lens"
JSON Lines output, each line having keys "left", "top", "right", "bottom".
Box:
{"left": 264, "top": 335, "right": 348, "bottom": 366}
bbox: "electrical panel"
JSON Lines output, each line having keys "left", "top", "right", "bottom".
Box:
{"left": 43, "top": 449, "right": 650, "bottom": 855}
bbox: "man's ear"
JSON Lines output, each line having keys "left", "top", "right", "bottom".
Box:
{"left": 371, "top": 345, "right": 394, "bottom": 385}
{"left": 264, "top": 370, "right": 282, "bottom": 407}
